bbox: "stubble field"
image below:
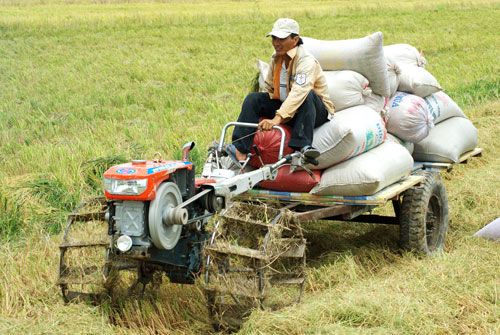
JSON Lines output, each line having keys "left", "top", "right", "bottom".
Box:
{"left": 1, "top": 0, "right": 500, "bottom": 334}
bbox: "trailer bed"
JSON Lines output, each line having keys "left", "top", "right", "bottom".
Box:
{"left": 238, "top": 148, "right": 483, "bottom": 223}
{"left": 242, "top": 174, "right": 424, "bottom": 207}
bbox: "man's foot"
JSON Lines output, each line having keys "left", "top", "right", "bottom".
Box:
{"left": 219, "top": 142, "right": 247, "bottom": 165}
{"left": 234, "top": 146, "right": 247, "bottom": 161}
{"left": 301, "top": 146, "right": 320, "bottom": 159}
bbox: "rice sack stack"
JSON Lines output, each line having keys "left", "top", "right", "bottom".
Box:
{"left": 413, "top": 91, "right": 477, "bottom": 163}
{"left": 249, "top": 35, "right": 475, "bottom": 196}
{"left": 384, "top": 43, "right": 442, "bottom": 98}
{"left": 382, "top": 43, "right": 478, "bottom": 163}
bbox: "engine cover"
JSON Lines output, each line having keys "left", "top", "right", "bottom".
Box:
{"left": 104, "top": 159, "right": 194, "bottom": 201}
{"left": 114, "top": 200, "right": 150, "bottom": 246}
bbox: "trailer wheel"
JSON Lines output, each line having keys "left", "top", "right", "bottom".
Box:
{"left": 399, "top": 171, "right": 449, "bottom": 255}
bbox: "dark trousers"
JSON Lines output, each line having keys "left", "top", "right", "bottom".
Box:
{"left": 232, "top": 91, "right": 330, "bottom": 154}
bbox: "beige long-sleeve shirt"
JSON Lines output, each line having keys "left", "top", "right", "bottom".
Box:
{"left": 263, "top": 45, "right": 335, "bottom": 120}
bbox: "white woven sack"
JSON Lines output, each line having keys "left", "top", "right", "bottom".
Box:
{"left": 255, "top": 59, "right": 269, "bottom": 91}
{"left": 384, "top": 44, "right": 427, "bottom": 68}
{"left": 323, "top": 70, "right": 371, "bottom": 112}
{"left": 309, "top": 105, "right": 387, "bottom": 170}
{"left": 412, "top": 116, "right": 478, "bottom": 163}
{"left": 386, "top": 133, "right": 414, "bottom": 154}
{"left": 364, "top": 93, "right": 386, "bottom": 115}
{"left": 423, "top": 91, "right": 466, "bottom": 124}
{"left": 302, "top": 32, "right": 391, "bottom": 97}
{"left": 310, "top": 141, "right": 414, "bottom": 196}
{"left": 387, "top": 65, "right": 400, "bottom": 98}
{"left": 386, "top": 92, "right": 434, "bottom": 143}
{"left": 398, "top": 65, "right": 442, "bottom": 97}
{"left": 474, "top": 217, "right": 500, "bottom": 241}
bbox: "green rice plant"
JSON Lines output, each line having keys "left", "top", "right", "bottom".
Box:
{"left": 21, "top": 176, "right": 73, "bottom": 211}
{"left": 0, "top": 191, "right": 23, "bottom": 241}
{"left": 81, "top": 155, "right": 127, "bottom": 190}
{"left": 13, "top": 175, "right": 81, "bottom": 233}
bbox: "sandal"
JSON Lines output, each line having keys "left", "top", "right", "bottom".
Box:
{"left": 301, "top": 145, "right": 320, "bottom": 159}
{"left": 213, "top": 141, "right": 242, "bottom": 167}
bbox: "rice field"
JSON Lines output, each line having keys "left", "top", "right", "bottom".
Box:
{"left": 1, "top": 0, "right": 500, "bottom": 334}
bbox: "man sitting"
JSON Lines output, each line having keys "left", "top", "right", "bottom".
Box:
{"left": 229, "top": 18, "right": 335, "bottom": 162}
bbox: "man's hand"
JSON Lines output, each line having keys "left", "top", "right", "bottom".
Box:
{"left": 258, "top": 115, "right": 283, "bottom": 131}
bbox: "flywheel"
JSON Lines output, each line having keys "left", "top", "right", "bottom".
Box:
{"left": 149, "top": 182, "right": 184, "bottom": 250}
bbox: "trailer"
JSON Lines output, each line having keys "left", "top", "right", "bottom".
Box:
{"left": 203, "top": 144, "right": 481, "bottom": 329}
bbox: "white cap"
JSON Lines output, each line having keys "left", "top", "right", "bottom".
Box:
{"left": 266, "top": 18, "right": 299, "bottom": 38}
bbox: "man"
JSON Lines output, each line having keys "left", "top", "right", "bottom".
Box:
{"left": 230, "top": 18, "right": 335, "bottom": 162}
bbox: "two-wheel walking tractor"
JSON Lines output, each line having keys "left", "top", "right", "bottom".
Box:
{"left": 57, "top": 122, "right": 482, "bottom": 329}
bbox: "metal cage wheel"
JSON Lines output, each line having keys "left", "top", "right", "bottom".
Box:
{"left": 57, "top": 197, "right": 109, "bottom": 303}
{"left": 204, "top": 202, "right": 306, "bottom": 331}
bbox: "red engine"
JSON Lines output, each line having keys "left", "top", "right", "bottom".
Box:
{"left": 103, "top": 159, "right": 194, "bottom": 201}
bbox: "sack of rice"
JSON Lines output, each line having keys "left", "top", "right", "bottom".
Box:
{"left": 302, "top": 32, "right": 391, "bottom": 97}
{"left": 386, "top": 92, "right": 434, "bottom": 143}
{"left": 364, "top": 93, "right": 387, "bottom": 115}
{"left": 386, "top": 132, "right": 414, "bottom": 154}
{"left": 398, "top": 65, "right": 442, "bottom": 97}
{"left": 248, "top": 123, "right": 294, "bottom": 167}
{"left": 423, "top": 91, "right": 466, "bottom": 124}
{"left": 412, "top": 116, "right": 478, "bottom": 163}
{"left": 384, "top": 44, "right": 427, "bottom": 68}
{"left": 474, "top": 217, "right": 500, "bottom": 241}
{"left": 387, "top": 65, "right": 400, "bottom": 98}
{"left": 309, "top": 105, "right": 387, "bottom": 170}
{"left": 255, "top": 59, "right": 269, "bottom": 92}
{"left": 323, "top": 70, "right": 371, "bottom": 112}
{"left": 258, "top": 165, "right": 322, "bottom": 193}
{"left": 310, "top": 141, "right": 414, "bottom": 196}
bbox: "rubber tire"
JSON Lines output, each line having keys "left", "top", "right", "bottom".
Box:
{"left": 399, "top": 171, "right": 449, "bottom": 255}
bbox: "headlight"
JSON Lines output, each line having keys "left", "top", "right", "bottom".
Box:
{"left": 116, "top": 235, "right": 133, "bottom": 252}
{"left": 104, "top": 177, "right": 148, "bottom": 195}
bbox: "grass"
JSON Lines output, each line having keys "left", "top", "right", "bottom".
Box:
{"left": 0, "top": 191, "right": 23, "bottom": 241}
{"left": 0, "top": 0, "right": 500, "bottom": 334}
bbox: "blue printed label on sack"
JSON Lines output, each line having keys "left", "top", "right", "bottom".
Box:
{"left": 391, "top": 92, "right": 408, "bottom": 108}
